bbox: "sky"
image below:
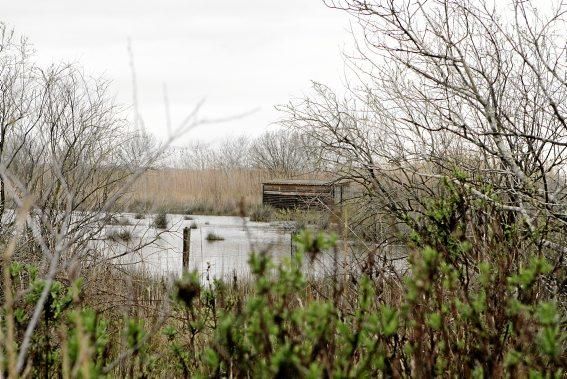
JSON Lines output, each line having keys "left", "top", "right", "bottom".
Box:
{"left": 3, "top": 0, "right": 353, "bottom": 146}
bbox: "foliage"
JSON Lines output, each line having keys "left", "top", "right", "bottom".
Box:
{"left": 2, "top": 2, "right": 567, "bottom": 375}
{"left": 2, "top": 185, "right": 565, "bottom": 377}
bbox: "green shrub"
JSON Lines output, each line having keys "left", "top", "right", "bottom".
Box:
{"left": 3, "top": 183, "right": 565, "bottom": 378}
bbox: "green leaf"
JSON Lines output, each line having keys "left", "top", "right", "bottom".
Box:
{"left": 426, "top": 312, "right": 442, "bottom": 331}
{"left": 380, "top": 306, "right": 398, "bottom": 337}
{"left": 536, "top": 302, "right": 558, "bottom": 325}
{"left": 538, "top": 326, "right": 561, "bottom": 358}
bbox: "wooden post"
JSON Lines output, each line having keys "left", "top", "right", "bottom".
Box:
{"left": 290, "top": 230, "right": 295, "bottom": 257}
{"left": 183, "top": 227, "right": 191, "bottom": 271}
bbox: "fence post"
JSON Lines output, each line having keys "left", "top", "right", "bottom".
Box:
{"left": 183, "top": 227, "right": 191, "bottom": 271}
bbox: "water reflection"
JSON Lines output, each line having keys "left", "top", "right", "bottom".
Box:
{"left": 95, "top": 213, "right": 407, "bottom": 282}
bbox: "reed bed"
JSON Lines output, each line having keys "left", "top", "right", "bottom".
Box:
{"left": 127, "top": 168, "right": 272, "bottom": 215}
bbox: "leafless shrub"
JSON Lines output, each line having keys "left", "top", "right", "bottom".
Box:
{"left": 215, "top": 135, "right": 253, "bottom": 169}
{"left": 282, "top": 0, "right": 567, "bottom": 264}
{"left": 249, "top": 129, "right": 317, "bottom": 175}
{"left": 0, "top": 23, "right": 227, "bottom": 374}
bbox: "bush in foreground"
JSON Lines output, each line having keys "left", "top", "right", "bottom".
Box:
{"left": 2, "top": 185, "right": 565, "bottom": 377}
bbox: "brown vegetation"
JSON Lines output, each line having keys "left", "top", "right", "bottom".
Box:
{"left": 128, "top": 168, "right": 269, "bottom": 214}
{"left": 126, "top": 168, "right": 325, "bottom": 215}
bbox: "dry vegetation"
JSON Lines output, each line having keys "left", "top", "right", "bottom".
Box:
{"left": 127, "top": 169, "right": 269, "bottom": 215}
{"left": 126, "top": 168, "right": 328, "bottom": 216}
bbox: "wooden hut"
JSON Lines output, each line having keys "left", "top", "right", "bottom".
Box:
{"left": 262, "top": 179, "right": 349, "bottom": 210}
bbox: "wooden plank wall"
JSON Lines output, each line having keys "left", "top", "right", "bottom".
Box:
{"left": 262, "top": 183, "right": 335, "bottom": 210}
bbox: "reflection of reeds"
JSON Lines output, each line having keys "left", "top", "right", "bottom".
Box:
{"left": 127, "top": 168, "right": 271, "bottom": 215}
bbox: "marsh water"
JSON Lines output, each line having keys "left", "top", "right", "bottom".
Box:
{"left": 96, "top": 213, "right": 407, "bottom": 281}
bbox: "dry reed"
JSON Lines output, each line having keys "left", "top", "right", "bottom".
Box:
{"left": 127, "top": 168, "right": 272, "bottom": 215}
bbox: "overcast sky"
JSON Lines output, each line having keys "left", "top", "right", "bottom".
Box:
{"left": 3, "top": 0, "right": 352, "bottom": 145}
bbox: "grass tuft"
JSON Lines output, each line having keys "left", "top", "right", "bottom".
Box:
{"left": 248, "top": 204, "right": 274, "bottom": 222}
{"left": 107, "top": 215, "right": 132, "bottom": 226}
{"left": 205, "top": 232, "right": 224, "bottom": 241}
{"left": 153, "top": 212, "right": 168, "bottom": 229}
{"left": 106, "top": 229, "right": 132, "bottom": 242}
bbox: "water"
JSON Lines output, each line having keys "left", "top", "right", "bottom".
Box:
{"left": 95, "top": 213, "right": 408, "bottom": 282}
{"left": 96, "top": 214, "right": 290, "bottom": 279}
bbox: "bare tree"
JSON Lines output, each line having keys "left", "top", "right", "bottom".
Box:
{"left": 175, "top": 139, "right": 237, "bottom": 170}
{"left": 118, "top": 128, "right": 162, "bottom": 170}
{"left": 173, "top": 130, "right": 316, "bottom": 175}
{"left": 281, "top": 0, "right": 567, "bottom": 259}
{"left": 0, "top": 25, "right": 210, "bottom": 374}
{"left": 0, "top": 24, "right": 45, "bottom": 222}
{"left": 278, "top": 6, "right": 567, "bottom": 372}
{"left": 215, "top": 135, "right": 252, "bottom": 169}
{"left": 184, "top": 140, "right": 217, "bottom": 170}
{"left": 249, "top": 129, "right": 316, "bottom": 176}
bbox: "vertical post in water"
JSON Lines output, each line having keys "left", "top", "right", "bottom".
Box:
{"left": 290, "top": 230, "right": 295, "bottom": 257}
{"left": 183, "top": 227, "right": 191, "bottom": 272}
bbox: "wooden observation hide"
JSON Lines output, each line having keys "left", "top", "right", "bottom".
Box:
{"left": 262, "top": 179, "right": 349, "bottom": 210}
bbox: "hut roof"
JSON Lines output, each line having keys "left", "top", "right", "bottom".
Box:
{"left": 262, "top": 179, "right": 349, "bottom": 186}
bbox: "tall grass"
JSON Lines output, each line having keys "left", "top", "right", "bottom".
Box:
{"left": 127, "top": 168, "right": 272, "bottom": 215}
